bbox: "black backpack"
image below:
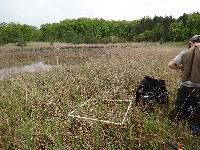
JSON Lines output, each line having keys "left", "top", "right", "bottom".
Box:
{"left": 135, "top": 75, "right": 169, "bottom": 107}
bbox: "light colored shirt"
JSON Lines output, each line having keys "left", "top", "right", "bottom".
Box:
{"left": 174, "top": 50, "right": 200, "bottom": 87}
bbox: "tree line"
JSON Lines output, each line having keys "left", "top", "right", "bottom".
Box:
{"left": 0, "top": 12, "right": 199, "bottom": 45}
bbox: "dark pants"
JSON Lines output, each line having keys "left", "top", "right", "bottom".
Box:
{"left": 169, "top": 86, "right": 200, "bottom": 123}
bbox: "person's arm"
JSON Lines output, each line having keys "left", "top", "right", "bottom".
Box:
{"left": 168, "top": 59, "right": 182, "bottom": 69}
{"left": 168, "top": 51, "right": 184, "bottom": 69}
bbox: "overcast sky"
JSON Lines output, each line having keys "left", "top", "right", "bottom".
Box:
{"left": 0, "top": 0, "right": 199, "bottom": 27}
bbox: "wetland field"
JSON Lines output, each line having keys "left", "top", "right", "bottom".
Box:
{"left": 0, "top": 42, "right": 199, "bottom": 149}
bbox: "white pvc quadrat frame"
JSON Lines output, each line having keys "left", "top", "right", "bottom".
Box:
{"left": 68, "top": 99, "right": 133, "bottom": 125}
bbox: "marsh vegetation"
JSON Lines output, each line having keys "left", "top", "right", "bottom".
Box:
{"left": 0, "top": 42, "right": 199, "bottom": 149}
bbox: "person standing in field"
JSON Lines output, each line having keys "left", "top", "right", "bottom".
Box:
{"left": 168, "top": 35, "right": 200, "bottom": 123}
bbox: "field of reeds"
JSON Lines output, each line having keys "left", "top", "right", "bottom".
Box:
{"left": 0, "top": 42, "right": 200, "bottom": 149}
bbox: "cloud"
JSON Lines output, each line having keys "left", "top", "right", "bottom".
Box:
{"left": 47, "top": 6, "right": 60, "bottom": 13}
{"left": 0, "top": 0, "right": 199, "bottom": 26}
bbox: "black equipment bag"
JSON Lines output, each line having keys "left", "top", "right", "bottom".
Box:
{"left": 135, "top": 75, "right": 169, "bottom": 106}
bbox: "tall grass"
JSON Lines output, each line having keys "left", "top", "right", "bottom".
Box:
{"left": 0, "top": 42, "right": 199, "bottom": 149}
